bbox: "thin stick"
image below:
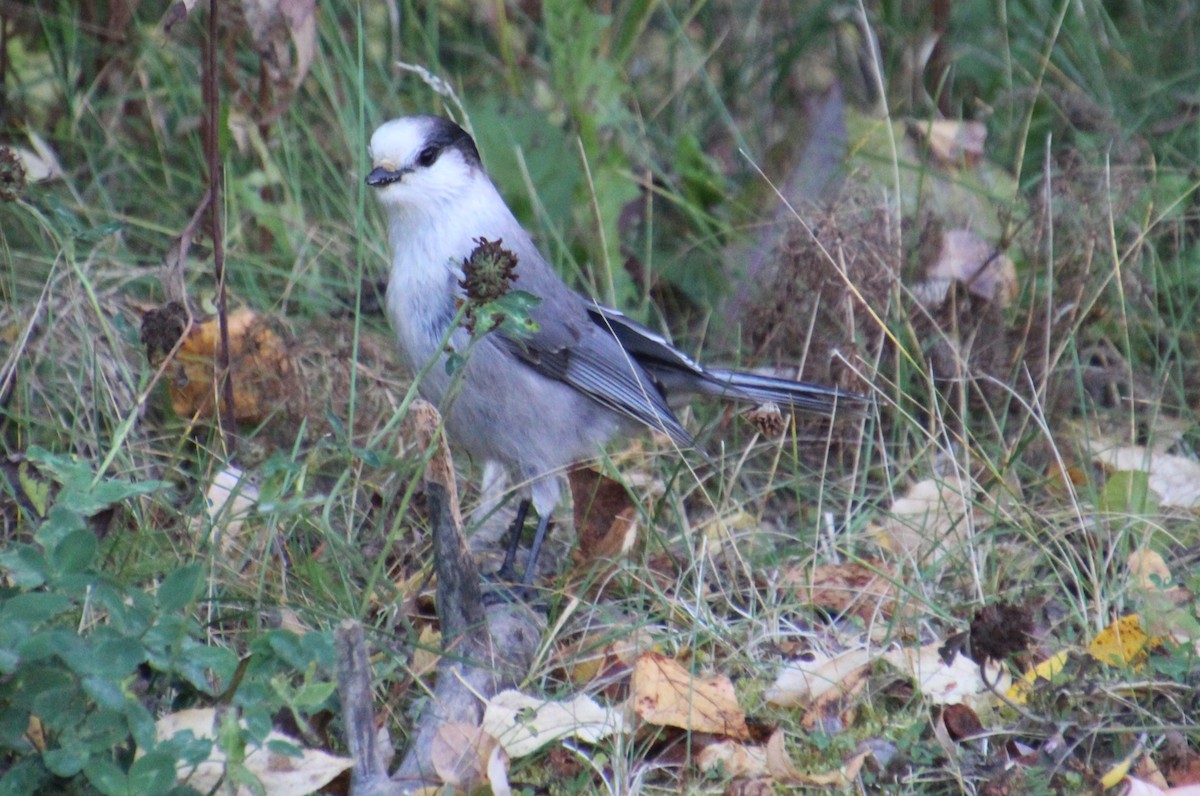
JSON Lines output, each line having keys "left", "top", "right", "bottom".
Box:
{"left": 204, "top": 0, "right": 236, "bottom": 453}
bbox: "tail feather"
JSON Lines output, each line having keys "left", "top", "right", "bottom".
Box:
{"left": 704, "top": 368, "right": 865, "bottom": 415}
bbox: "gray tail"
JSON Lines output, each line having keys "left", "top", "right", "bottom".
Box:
{"left": 704, "top": 368, "right": 866, "bottom": 416}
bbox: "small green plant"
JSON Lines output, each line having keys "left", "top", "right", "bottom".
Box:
{"left": 0, "top": 448, "right": 338, "bottom": 795}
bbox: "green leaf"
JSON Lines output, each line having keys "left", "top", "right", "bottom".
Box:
{"left": 290, "top": 680, "right": 336, "bottom": 710}
{"left": 83, "top": 757, "right": 129, "bottom": 796}
{"left": 0, "top": 592, "right": 72, "bottom": 627}
{"left": 0, "top": 545, "right": 49, "bottom": 588}
{"left": 81, "top": 674, "right": 128, "bottom": 711}
{"left": 43, "top": 746, "right": 89, "bottom": 778}
{"left": 17, "top": 460, "right": 52, "bottom": 518}
{"left": 157, "top": 564, "right": 205, "bottom": 613}
{"left": 128, "top": 751, "right": 178, "bottom": 794}
{"left": 34, "top": 505, "right": 86, "bottom": 553}
{"left": 48, "top": 529, "right": 98, "bottom": 574}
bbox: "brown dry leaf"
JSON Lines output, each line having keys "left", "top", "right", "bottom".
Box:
{"left": 430, "top": 722, "right": 496, "bottom": 788}
{"left": 884, "top": 643, "right": 1008, "bottom": 710}
{"left": 146, "top": 306, "right": 296, "bottom": 425}
{"left": 697, "top": 739, "right": 769, "bottom": 778}
{"left": 410, "top": 624, "right": 441, "bottom": 678}
{"left": 240, "top": 0, "right": 317, "bottom": 90}
{"left": 764, "top": 648, "right": 875, "bottom": 708}
{"left": 725, "top": 777, "right": 776, "bottom": 796}
{"left": 923, "top": 228, "right": 1017, "bottom": 307}
{"left": 765, "top": 729, "right": 869, "bottom": 788}
{"left": 482, "top": 690, "right": 625, "bottom": 758}
{"left": 1135, "top": 753, "right": 1172, "bottom": 790}
{"left": 1129, "top": 550, "right": 1173, "bottom": 591}
{"left": 631, "top": 652, "right": 750, "bottom": 739}
{"left": 1089, "top": 444, "right": 1200, "bottom": 509}
{"left": 912, "top": 119, "right": 988, "bottom": 167}
{"left": 876, "top": 478, "right": 979, "bottom": 564}
{"left": 570, "top": 467, "right": 639, "bottom": 564}
{"left": 800, "top": 663, "right": 869, "bottom": 734}
{"left": 783, "top": 560, "right": 897, "bottom": 622}
{"left": 558, "top": 628, "right": 652, "bottom": 685}
{"left": 149, "top": 708, "right": 352, "bottom": 795}
{"left": 941, "top": 703, "right": 985, "bottom": 742}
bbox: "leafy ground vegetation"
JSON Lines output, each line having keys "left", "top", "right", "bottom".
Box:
{"left": 2, "top": 1, "right": 1200, "bottom": 794}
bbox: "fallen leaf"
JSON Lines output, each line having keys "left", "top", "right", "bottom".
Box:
{"left": 430, "top": 722, "right": 496, "bottom": 788}
{"left": 923, "top": 228, "right": 1017, "bottom": 307}
{"left": 782, "top": 560, "right": 896, "bottom": 622}
{"left": 202, "top": 465, "right": 260, "bottom": 552}
{"left": 877, "top": 479, "right": 978, "bottom": 564}
{"left": 1089, "top": 444, "right": 1200, "bottom": 509}
{"left": 486, "top": 743, "right": 512, "bottom": 796}
{"left": 884, "top": 643, "right": 1008, "bottom": 709}
{"left": 144, "top": 306, "right": 297, "bottom": 426}
{"left": 1124, "top": 778, "right": 1200, "bottom": 795}
{"left": 941, "top": 704, "right": 985, "bottom": 742}
{"left": 1006, "top": 651, "right": 1069, "bottom": 704}
{"left": 912, "top": 119, "right": 988, "bottom": 167}
{"left": 765, "top": 729, "right": 869, "bottom": 787}
{"left": 569, "top": 468, "right": 639, "bottom": 564}
{"left": 697, "top": 739, "right": 769, "bottom": 778}
{"left": 631, "top": 652, "right": 750, "bottom": 739}
{"left": 1088, "top": 614, "right": 1156, "bottom": 668}
{"left": 482, "top": 690, "right": 625, "bottom": 758}
{"left": 764, "top": 648, "right": 875, "bottom": 708}
{"left": 150, "top": 708, "right": 352, "bottom": 795}
{"left": 410, "top": 624, "right": 441, "bottom": 678}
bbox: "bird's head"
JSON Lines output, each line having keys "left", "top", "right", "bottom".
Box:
{"left": 366, "top": 116, "right": 483, "bottom": 213}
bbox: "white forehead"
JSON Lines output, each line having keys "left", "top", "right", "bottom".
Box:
{"left": 368, "top": 118, "right": 430, "bottom": 164}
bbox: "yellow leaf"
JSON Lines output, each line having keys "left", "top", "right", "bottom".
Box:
{"left": 1088, "top": 614, "right": 1153, "bottom": 667}
{"left": 1006, "top": 651, "right": 1068, "bottom": 704}
{"left": 631, "top": 652, "right": 749, "bottom": 739}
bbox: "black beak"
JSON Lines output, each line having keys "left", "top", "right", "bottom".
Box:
{"left": 366, "top": 166, "right": 407, "bottom": 187}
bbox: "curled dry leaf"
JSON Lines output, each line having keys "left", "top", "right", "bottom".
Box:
{"left": 876, "top": 478, "right": 980, "bottom": 564}
{"left": 149, "top": 708, "right": 352, "bottom": 795}
{"left": 697, "top": 738, "right": 769, "bottom": 778}
{"left": 569, "top": 467, "right": 639, "bottom": 564}
{"left": 430, "top": 722, "right": 497, "bottom": 788}
{"left": 884, "top": 643, "right": 1008, "bottom": 710}
{"left": 143, "top": 306, "right": 296, "bottom": 426}
{"left": 923, "top": 228, "right": 1017, "bottom": 307}
{"left": 911, "top": 119, "right": 988, "bottom": 167}
{"left": 201, "top": 465, "right": 260, "bottom": 552}
{"left": 240, "top": 0, "right": 317, "bottom": 90}
{"left": 486, "top": 742, "right": 513, "bottom": 796}
{"left": 482, "top": 689, "right": 625, "bottom": 759}
{"left": 766, "top": 729, "right": 870, "bottom": 788}
{"left": 782, "top": 560, "right": 897, "bottom": 622}
{"left": 558, "top": 628, "right": 653, "bottom": 685}
{"left": 765, "top": 648, "right": 875, "bottom": 708}
{"left": 631, "top": 652, "right": 750, "bottom": 739}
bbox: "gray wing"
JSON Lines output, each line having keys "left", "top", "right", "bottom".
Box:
{"left": 493, "top": 236, "right": 693, "bottom": 448}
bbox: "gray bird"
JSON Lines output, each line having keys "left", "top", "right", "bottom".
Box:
{"left": 367, "top": 115, "right": 862, "bottom": 584}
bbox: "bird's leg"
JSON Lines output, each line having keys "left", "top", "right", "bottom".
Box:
{"left": 521, "top": 511, "right": 553, "bottom": 587}
{"left": 496, "top": 498, "right": 530, "bottom": 582}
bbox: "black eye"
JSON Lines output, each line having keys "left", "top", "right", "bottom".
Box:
{"left": 416, "top": 146, "right": 439, "bottom": 167}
